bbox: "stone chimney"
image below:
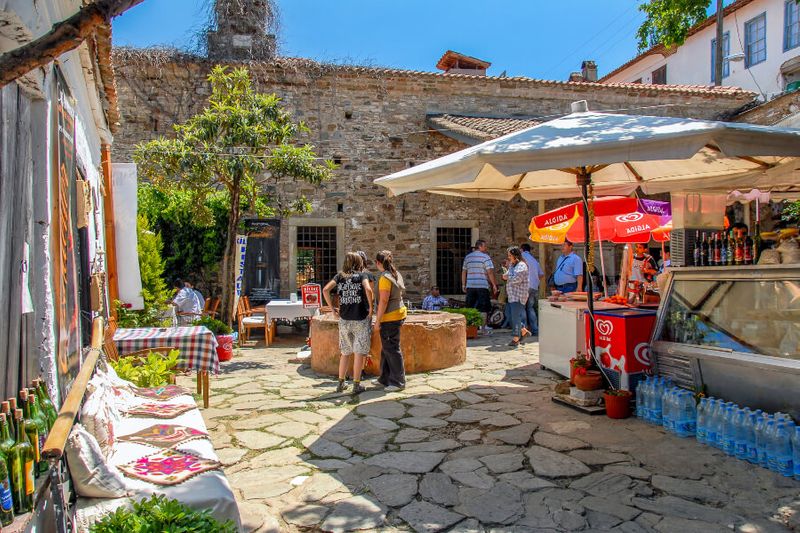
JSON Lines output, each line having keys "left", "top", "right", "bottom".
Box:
{"left": 581, "top": 60, "right": 598, "bottom": 82}
{"left": 207, "top": 0, "right": 277, "bottom": 60}
{"left": 568, "top": 72, "right": 584, "bottom": 82}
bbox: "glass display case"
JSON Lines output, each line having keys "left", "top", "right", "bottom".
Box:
{"left": 651, "top": 265, "right": 800, "bottom": 418}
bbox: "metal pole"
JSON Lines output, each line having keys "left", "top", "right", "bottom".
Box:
{"left": 578, "top": 169, "right": 596, "bottom": 362}
{"left": 714, "top": 0, "right": 724, "bottom": 86}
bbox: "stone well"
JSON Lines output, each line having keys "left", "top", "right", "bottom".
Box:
{"left": 310, "top": 311, "right": 467, "bottom": 376}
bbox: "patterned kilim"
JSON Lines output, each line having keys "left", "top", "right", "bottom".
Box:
{"left": 124, "top": 403, "right": 195, "bottom": 419}
{"left": 118, "top": 424, "right": 208, "bottom": 448}
{"left": 118, "top": 449, "right": 220, "bottom": 486}
{"left": 113, "top": 326, "right": 219, "bottom": 373}
{"left": 130, "top": 385, "right": 191, "bottom": 401}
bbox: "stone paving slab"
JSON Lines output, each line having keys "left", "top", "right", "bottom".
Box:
{"left": 187, "top": 334, "right": 800, "bottom": 532}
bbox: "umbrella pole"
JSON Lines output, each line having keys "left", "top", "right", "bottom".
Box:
{"left": 578, "top": 169, "right": 596, "bottom": 364}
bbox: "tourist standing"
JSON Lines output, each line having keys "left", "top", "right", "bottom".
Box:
{"left": 520, "top": 243, "right": 544, "bottom": 336}
{"left": 503, "top": 246, "right": 529, "bottom": 347}
{"left": 422, "top": 286, "right": 448, "bottom": 311}
{"left": 551, "top": 240, "right": 584, "bottom": 294}
{"left": 374, "top": 250, "right": 407, "bottom": 392}
{"left": 461, "top": 239, "right": 497, "bottom": 335}
{"left": 322, "top": 253, "right": 374, "bottom": 395}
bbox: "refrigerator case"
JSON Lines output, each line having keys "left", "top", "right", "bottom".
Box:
{"left": 584, "top": 308, "right": 657, "bottom": 393}
{"left": 651, "top": 264, "right": 800, "bottom": 419}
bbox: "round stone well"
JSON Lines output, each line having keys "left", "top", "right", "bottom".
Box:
{"left": 310, "top": 311, "right": 467, "bottom": 376}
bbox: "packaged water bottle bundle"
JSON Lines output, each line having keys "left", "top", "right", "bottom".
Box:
{"left": 637, "top": 376, "right": 799, "bottom": 480}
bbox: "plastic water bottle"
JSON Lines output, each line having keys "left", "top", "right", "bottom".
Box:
{"left": 705, "top": 399, "right": 719, "bottom": 447}
{"left": 722, "top": 406, "right": 737, "bottom": 455}
{"left": 756, "top": 416, "right": 771, "bottom": 468}
{"left": 651, "top": 378, "right": 663, "bottom": 425}
{"left": 662, "top": 387, "right": 674, "bottom": 432}
{"left": 696, "top": 398, "right": 709, "bottom": 444}
{"left": 635, "top": 379, "right": 646, "bottom": 419}
{"left": 682, "top": 391, "right": 697, "bottom": 437}
{"left": 793, "top": 427, "right": 800, "bottom": 481}
{"left": 766, "top": 420, "right": 778, "bottom": 471}
{"left": 744, "top": 411, "right": 758, "bottom": 464}
{"left": 734, "top": 408, "right": 750, "bottom": 460}
{"left": 774, "top": 423, "right": 793, "bottom": 477}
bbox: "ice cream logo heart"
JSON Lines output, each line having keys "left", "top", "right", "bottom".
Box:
{"left": 596, "top": 320, "right": 614, "bottom": 336}
{"left": 634, "top": 342, "right": 652, "bottom": 367}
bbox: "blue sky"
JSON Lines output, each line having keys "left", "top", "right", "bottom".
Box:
{"left": 113, "top": 0, "right": 652, "bottom": 80}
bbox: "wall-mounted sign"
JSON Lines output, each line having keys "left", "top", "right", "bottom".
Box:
{"left": 301, "top": 284, "right": 321, "bottom": 309}
{"left": 242, "top": 219, "right": 280, "bottom": 304}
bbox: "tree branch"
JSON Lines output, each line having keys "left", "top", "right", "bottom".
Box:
{"left": 0, "top": 0, "right": 146, "bottom": 87}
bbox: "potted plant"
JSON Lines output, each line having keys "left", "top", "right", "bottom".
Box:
{"left": 443, "top": 307, "right": 485, "bottom": 339}
{"left": 194, "top": 317, "right": 234, "bottom": 362}
{"left": 569, "top": 352, "right": 591, "bottom": 385}
{"left": 573, "top": 367, "right": 603, "bottom": 391}
{"left": 603, "top": 389, "right": 633, "bottom": 419}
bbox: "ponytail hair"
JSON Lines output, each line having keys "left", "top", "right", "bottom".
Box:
{"left": 375, "top": 250, "right": 399, "bottom": 279}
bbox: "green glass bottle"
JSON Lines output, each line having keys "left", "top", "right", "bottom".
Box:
{"left": 19, "top": 391, "right": 41, "bottom": 480}
{"left": 0, "top": 403, "right": 13, "bottom": 441}
{"left": 0, "top": 414, "right": 14, "bottom": 468}
{"left": 9, "top": 409, "right": 33, "bottom": 515}
{"left": 6, "top": 399, "right": 17, "bottom": 442}
{"left": 0, "top": 443, "right": 14, "bottom": 526}
{"left": 33, "top": 380, "right": 57, "bottom": 429}
{"left": 26, "top": 390, "right": 48, "bottom": 476}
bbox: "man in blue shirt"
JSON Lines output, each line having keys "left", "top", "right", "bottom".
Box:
{"left": 462, "top": 240, "right": 497, "bottom": 335}
{"left": 520, "top": 243, "right": 544, "bottom": 335}
{"left": 422, "top": 286, "right": 448, "bottom": 311}
{"left": 552, "top": 240, "right": 584, "bottom": 294}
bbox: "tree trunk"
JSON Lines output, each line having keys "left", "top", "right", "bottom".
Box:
{"left": 220, "top": 183, "right": 241, "bottom": 327}
{"left": 0, "top": 0, "right": 146, "bottom": 87}
{"left": 714, "top": 0, "right": 724, "bottom": 86}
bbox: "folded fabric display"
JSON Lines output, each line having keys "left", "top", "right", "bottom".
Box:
{"left": 81, "top": 376, "right": 121, "bottom": 456}
{"left": 118, "top": 449, "right": 221, "bottom": 486}
{"left": 65, "top": 424, "right": 131, "bottom": 498}
{"left": 118, "top": 424, "right": 208, "bottom": 448}
{"left": 129, "top": 385, "right": 191, "bottom": 401}
{"left": 124, "top": 403, "right": 196, "bottom": 419}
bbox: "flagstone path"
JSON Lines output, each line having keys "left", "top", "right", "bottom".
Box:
{"left": 177, "top": 334, "right": 800, "bottom": 532}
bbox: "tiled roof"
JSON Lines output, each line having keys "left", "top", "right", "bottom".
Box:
{"left": 599, "top": 0, "right": 758, "bottom": 82}
{"left": 112, "top": 48, "right": 757, "bottom": 99}
{"left": 436, "top": 50, "right": 491, "bottom": 71}
{"left": 427, "top": 114, "right": 543, "bottom": 143}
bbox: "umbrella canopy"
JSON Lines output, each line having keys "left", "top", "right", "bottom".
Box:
{"left": 374, "top": 111, "right": 800, "bottom": 200}
{"left": 529, "top": 197, "right": 672, "bottom": 244}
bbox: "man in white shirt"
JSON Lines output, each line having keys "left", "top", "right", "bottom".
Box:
{"left": 520, "top": 243, "right": 544, "bottom": 336}
{"left": 173, "top": 279, "right": 202, "bottom": 325}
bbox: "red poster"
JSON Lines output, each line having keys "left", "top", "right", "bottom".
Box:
{"left": 301, "top": 284, "right": 322, "bottom": 309}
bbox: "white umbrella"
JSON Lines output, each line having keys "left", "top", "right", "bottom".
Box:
{"left": 375, "top": 109, "right": 800, "bottom": 200}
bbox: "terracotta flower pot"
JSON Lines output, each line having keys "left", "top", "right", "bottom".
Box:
{"left": 573, "top": 370, "right": 603, "bottom": 391}
{"left": 604, "top": 390, "right": 633, "bottom": 419}
{"left": 216, "top": 334, "right": 234, "bottom": 362}
{"left": 466, "top": 325, "right": 479, "bottom": 339}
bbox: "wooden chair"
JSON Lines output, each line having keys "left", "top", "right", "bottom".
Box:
{"left": 202, "top": 297, "right": 221, "bottom": 319}
{"left": 237, "top": 297, "right": 271, "bottom": 345}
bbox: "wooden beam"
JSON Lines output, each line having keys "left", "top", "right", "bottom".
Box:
{"left": 704, "top": 144, "right": 773, "bottom": 168}
{"left": 42, "top": 317, "right": 104, "bottom": 461}
{"left": 623, "top": 162, "right": 644, "bottom": 182}
{"left": 0, "top": 0, "right": 146, "bottom": 87}
{"left": 101, "top": 144, "right": 119, "bottom": 316}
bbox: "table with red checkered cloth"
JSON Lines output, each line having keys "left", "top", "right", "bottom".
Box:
{"left": 113, "top": 326, "right": 220, "bottom": 374}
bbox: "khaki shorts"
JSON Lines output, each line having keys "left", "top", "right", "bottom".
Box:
{"left": 339, "top": 317, "right": 372, "bottom": 355}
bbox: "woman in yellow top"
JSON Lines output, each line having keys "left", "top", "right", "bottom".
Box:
{"left": 373, "top": 250, "right": 407, "bottom": 391}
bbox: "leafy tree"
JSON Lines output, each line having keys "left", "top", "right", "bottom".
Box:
{"left": 636, "top": 0, "right": 710, "bottom": 51}
{"left": 134, "top": 66, "right": 334, "bottom": 324}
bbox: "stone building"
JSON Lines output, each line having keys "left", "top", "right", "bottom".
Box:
{"left": 111, "top": 2, "right": 757, "bottom": 300}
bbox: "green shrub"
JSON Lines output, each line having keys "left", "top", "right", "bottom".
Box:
{"left": 90, "top": 494, "right": 236, "bottom": 533}
{"left": 193, "top": 316, "right": 233, "bottom": 336}
{"left": 442, "top": 307, "right": 485, "bottom": 327}
{"left": 110, "top": 350, "right": 180, "bottom": 388}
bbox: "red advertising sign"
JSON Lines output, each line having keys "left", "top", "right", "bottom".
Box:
{"left": 301, "top": 284, "right": 322, "bottom": 309}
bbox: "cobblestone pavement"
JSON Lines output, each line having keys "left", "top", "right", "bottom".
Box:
{"left": 177, "top": 333, "right": 800, "bottom": 532}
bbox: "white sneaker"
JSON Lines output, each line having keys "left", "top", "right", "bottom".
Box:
{"left": 384, "top": 385, "right": 405, "bottom": 392}
{"left": 370, "top": 379, "right": 386, "bottom": 388}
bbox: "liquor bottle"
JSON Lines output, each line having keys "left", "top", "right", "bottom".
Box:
{"left": 726, "top": 231, "right": 734, "bottom": 266}
{"left": 33, "top": 380, "right": 57, "bottom": 429}
{"left": 0, "top": 404, "right": 13, "bottom": 441}
{"left": 734, "top": 232, "right": 744, "bottom": 265}
{"left": 6, "top": 401, "right": 16, "bottom": 442}
{"left": 0, "top": 415, "right": 14, "bottom": 467}
{"left": 744, "top": 233, "right": 754, "bottom": 265}
{"left": 700, "top": 232, "right": 709, "bottom": 266}
{"left": 713, "top": 233, "right": 722, "bottom": 266}
{"left": 26, "top": 391, "right": 47, "bottom": 476}
{"left": 19, "top": 391, "right": 40, "bottom": 480}
{"left": 9, "top": 409, "right": 33, "bottom": 515}
{"left": 720, "top": 232, "right": 728, "bottom": 266}
{"left": 0, "top": 440, "right": 13, "bottom": 526}
{"left": 693, "top": 230, "right": 701, "bottom": 266}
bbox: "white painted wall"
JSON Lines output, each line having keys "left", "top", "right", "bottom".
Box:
{"left": 604, "top": 0, "right": 799, "bottom": 100}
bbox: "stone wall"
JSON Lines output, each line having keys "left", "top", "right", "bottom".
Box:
{"left": 112, "top": 50, "right": 755, "bottom": 298}
{"left": 735, "top": 91, "right": 800, "bottom": 126}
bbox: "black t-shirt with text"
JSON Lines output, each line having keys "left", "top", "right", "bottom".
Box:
{"left": 334, "top": 272, "right": 369, "bottom": 321}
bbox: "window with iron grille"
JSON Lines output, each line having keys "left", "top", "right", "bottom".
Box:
{"left": 436, "top": 227, "right": 473, "bottom": 295}
{"left": 651, "top": 65, "right": 667, "bottom": 85}
{"left": 745, "top": 13, "right": 767, "bottom": 68}
{"left": 296, "top": 226, "right": 337, "bottom": 288}
{"left": 786, "top": 0, "right": 800, "bottom": 51}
